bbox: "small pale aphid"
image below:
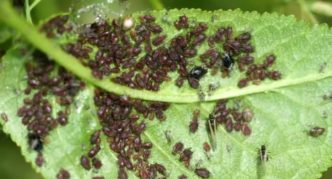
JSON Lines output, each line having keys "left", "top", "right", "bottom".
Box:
{"left": 123, "top": 17, "right": 134, "bottom": 29}
{"left": 259, "top": 145, "right": 269, "bottom": 163}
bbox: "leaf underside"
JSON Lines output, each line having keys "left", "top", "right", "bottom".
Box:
{"left": 0, "top": 9, "right": 332, "bottom": 179}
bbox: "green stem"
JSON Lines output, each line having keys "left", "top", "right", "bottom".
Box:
{"left": 24, "top": 0, "right": 32, "bottom": 23}
{"left": 149, "top": 0, "right": 164, "bottom": 10}
{"left": 297, "top": 0, "right": 318, "bottom": 24}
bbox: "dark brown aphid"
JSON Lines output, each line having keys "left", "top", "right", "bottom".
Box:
{"left": 88, "top": 145, "right": 101, "bottom": 158}
{"left": 189, "top": 118, "right": 199, "bottom": 133}
{"left": 80, "top": 155, "right": 91, "bottom": 170}
{"left": 154, "top": 163, "right": 166, "bottom": 176}
{"left": 178, "top": 174, "right": 187, "bottom": 179}
{"left": 0, "top": 112, "right": 8, "bottom": 122}
{"left": 28, "top": 133, "right": 43, "bottom": 152}
{"left": 35, "top": 152, "right": 44, "bottom": 167}
{"left": 203, "top": 142, "right": 211, "bottom": 152}
{"left": 309, "top": 127, "right": 325, "bottom": 137}
{"left": 259, "top": 145, "right": 268, "bottom": 163}
{"left": 172, "top": 142, "right": 184, "bottom": 155}
{"left": 56, "top": 168, "right": 70, "bottom": 179}
{"left": 90, "top": 130, "right": 101, "bottom": 145}
{"left": 238, "top": 78, "right": 248, "bottom": 88}
{"left": 195, "top": 168, "right": 210, "bottom": 178}
{"left": 118, "top": 167, "right": 128, "bottom": 179}
{"left": 92, "top": 158, "right": 103, "bottom": 169}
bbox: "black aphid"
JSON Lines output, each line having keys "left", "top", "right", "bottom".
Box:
{"left": 223, "top": 53, "right": 234, "bottom": 69}
{"left": 189, "top": 66, "right": 208, "bottom": 80}
{"left": 28, "top": 133, "right": 43, "bottom": 152}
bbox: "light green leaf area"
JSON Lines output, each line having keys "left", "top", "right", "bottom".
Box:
{"left": 0, "top": 9, "right": 332, "bottom": 179}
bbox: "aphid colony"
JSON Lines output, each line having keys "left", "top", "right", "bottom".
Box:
{"left": 49, "top": 13, "right": 283, "bottom": 91}
{"left": 206, "top": 100, "right": 254, "bottom": 137}
{"left": 93, "top": 89, "right": 169, "bottom": 178}
{"left": 17, "top": 50, "right": 84, "bottom": 167}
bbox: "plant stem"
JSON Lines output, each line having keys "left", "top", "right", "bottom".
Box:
{"left": 149, "top": 0, "right": 164, "bottom": 10}
{"left": 24, "top": 0, "right": 32, "bottom": 23}
{"left": 297, "top": 0, "right": 318, "bottom": 24}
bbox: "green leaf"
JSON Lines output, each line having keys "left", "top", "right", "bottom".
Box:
{"left": 1, "top": 3, "right": 332, "bottom": 179}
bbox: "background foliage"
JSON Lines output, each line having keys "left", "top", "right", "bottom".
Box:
{"left": 0, "top": 0, "right": 331, "bottom": 178}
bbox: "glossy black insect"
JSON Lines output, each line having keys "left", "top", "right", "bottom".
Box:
{"left": 28, "top": 133, "right": 43, "bottom": 152}
{"left": 189, "top": 66, "right": 208, "bottom": 80}
{"left": 259, "top": 145, "right": 269, "bottom": 163}
{"left": 309, "top": 127, "right": 325, "bottom": 137}
{"left": 223, "top": 53, "right": 234, "bottom": 69}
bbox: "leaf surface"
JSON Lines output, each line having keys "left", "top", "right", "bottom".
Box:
{"left": 0, "top": 7, "right": 332, "bottom": 179}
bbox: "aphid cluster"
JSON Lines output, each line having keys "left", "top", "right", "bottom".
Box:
{"left": 171, "top": 142, "right": 193, "bottom": 168}
{"left": 237, "top": 54, "right": 281, "bottom": 88}
{"left": 40, "top": 15, "right": 72, "bottom": 38}
{"left": 17, "top": 50, "right": 84, "bottom": 166}
{"left": 80, "top": 130, "right": 102, "bottom": 171}
{"left": 41, "top": 13, "right": 282, "bottom": 92}
{"left": 93, "top": 89, "right": 169, "bottom": 178}
{"left": 208, "top": 100, "right": 254, "bottom": 136}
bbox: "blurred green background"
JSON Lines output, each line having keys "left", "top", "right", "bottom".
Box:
{"left": 1, "top": 0, "right": 332, "bottom": 178}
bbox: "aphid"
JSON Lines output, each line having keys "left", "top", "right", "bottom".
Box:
{"left": 178, "top": 175, "right": 187, "bottom": 179}
{"left": 195, "top": 168, "right": 210, "bottom": 178}
{"left": 238, "top": 78, "right": 248, "bottom": 88}
{"left": 1, "top": 112, "right": 8, "bottom": 122}
{"left": 92, "top": 158, "right": 103, "bottom": 169}
{"left": 189, "top": 118, "right": 199, "bottom": 133}
{"left": 188, "top": 77, "right": 199, "bottom": 89}
{"left": 269, "top": 71, "right": 281, "bottom": 80}
{"left": 259, "top": 145, "right": 269, "bottom": 163}
{"left": 28, "top": 133, "right": 43, "bottom": 152}
{"left": 242, "top": 108, "right": 253, "bottom": 122}
{"left": 309, "top": 126, "right": 325, "bottom": 137}
{"left": 34, "top": 152, "right": 44, "bottom": 167}
{"left": 90, "top": 130, "right": 101, "bottom": 145}
{"left": 56, "top": 168, "right": 70, "bottom": 179}
{"left": 88, "top": 145, "right": 101, "bottom": 158}
{"left": 118, "top": 167, "right": 128, "bottom": 179}
{"left": 80, "top": 155, "right": 91, "bottom": 170}
{"left": 154, "top": 163, "right": 166, "bottom": 176}
{"left": 203, "top": 142, "right": 211, "bottom": 152}
{"left": 241, "top": 124, "right": 251, "bottom": 136}
{"left": 223, "top": 53, "right": 234, "bottom": 69}
{"left": 189, "top": 66, "right": 208, "bottom": 80}
{"left": 164, "top": 130, "right": 172, "bottom": 144}
{"left": 172, "top": 142, "right": 184, "bottom": 155}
